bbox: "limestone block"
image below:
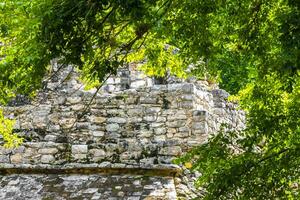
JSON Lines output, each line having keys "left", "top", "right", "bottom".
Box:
{"left": 180, "top": 101, "right": 194, "bottom": 109}
{"left": 140, "top": 157, "right": 156, "bottom": 166}
{"left": 12, "top": 146, "right": 25, "bottom": 154}
{"left": 166, "top": 120, "right": 186, "bottom": 128}
{"left": 143, "top": 115, "right": 157, "bottom": 122}
{"left": 156, "top": 116, "right": 167, "bottom": 122}
{"left": 76, "top": 122, "right": 90, "bottom": 129}
{"left": 181, "top": 94, "right": 194, "bottom": 101}
{"left": 154, "top": 135, "right": 166, "bottom": 142}
{"left": 159, "top": 146, "right": 182, "bottom": 156}
{"left": 13, "top": 119, "right": 21, "bottom": 129}
{"left": 106, "top": 109, "right": 125, "bottom": 116}
{"left": 104, "top": 84, "right": 115, "bottom": 92}
{"left": 106, "top": 77, "right": 115, "bottom": 84}
{"left": 150, "top": 123, "right": 164, "bottom": 128}
{"left": 187, "top": 138, "right": 206, "bottom": 147}
{"left": 168, "top": 114, "right": 187, "bottom": 121}
{"left": 158, "top": 156, "right": 175, "bottom": 164}
{"left": 90, "top": 116, "right": 106, "bottom": 124}
{"left": 178, "top": 127, "right": 189, "bottom": 132}
{"left": 106, "top": 123, "right": 120, "bottom": 132}
{"left": 166, "top": 132, "right": 174, "bottom": 138}
{"left": 192, "top": 122, "right": 208, "bottom": 134}
{"left": 38, "top": 148, "right": 58, "bottom": 154}
{"left": 127, "top": 108, "right": 143, "bottom": 116}
{"left": 138, "top": 131, "right": 153, "bottom": 138}
{"left": 174, "top": 131, "right": 189, "bottom": 138}
{"left": 44, "top": 135, "right": 57, "bottom": 142}
{"left": 153, "top": 87, "right": 168, "bottom": 95}
{"left": 168, "top": 83, "right": 194, "bottom": 94}
{"left": 140, "top": 97, "right": 157, "bottom": 104}
{"left": 145, "top": 107, "right": 161, "bottom": 114}
{"left": 67, "top": 96, "right": 82, "bottom": 104}
{"left": 193, "top": 110, "right": 208, "bottom": 121}
{"left": 154, "top": 127, "right": 167, "bottom": 135}
{"left": 0, "top": 155, "right": 9, "bottom": 163}
{"left": 41, "top": 155, "right": 55, "bottom": 163}
{"left": 90, "top": 149, "right": 106, "bottom": 158}
{"left": 48, "top": 125, "right": 60, "bottom": 132}
{"left": 92, "top": 131, "right": 105, "bottom": 137}
{"left": 72, "top": 145, "right": 88, "bottom": 154}
{"left": 71, "top": 104, "right": 84, "bottom": 111}
{"left": 127, "top": 117, "right": 142, "bottom": 123}
{"left": 192, "top": 122, "right": 206, "bottom": 130}
{"left": 59, "top": 118, "right": 76, "bottom": 129}
{"left": 73, "top": 153, "right": 87, "bottom": 160}
{"left": 130, "top": 80, "right": 146, "bottom": 88}
{"left": 120, "top": 151, "right": 141, "bottom": 160}
{"left": 107, "top": 117, "right": 126, "bottom": 124}
{"left": 32, "top": 115, "right": 48, "bottom": 129}
{"left": 10, "top": 153, "right": 23, "bottom": 164}
{"left": 23, "top": 148, "right": 37, "bottom": 158}
{"left": 57, "top": 96, "right": 66, "bottom": 105}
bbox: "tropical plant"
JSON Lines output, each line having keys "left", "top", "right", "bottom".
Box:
{"left": 0, "top": 0, "right": 299, "bottom": 198}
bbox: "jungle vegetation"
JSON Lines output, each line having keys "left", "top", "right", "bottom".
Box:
{"left": 0, "top": 0, "right": 299, "bottom": 199}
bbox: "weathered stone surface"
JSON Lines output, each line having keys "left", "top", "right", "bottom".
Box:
{"left": 38, "top": 148, "right": 58, "bottom": 154}
{"left": 92, "top": 131, "right": 105, "bottom": 137}
{"left": 72, "top": 145, "right": 88, "bottom": 154}
{"left": 0, "top": 155, "right": 9, "bottom": 163}
{"left": 90, "top": 116, "right": 106, "bottom": 124}
{"left": 159, "top": 146, "right": 182, "bottom": 156}
{"left": 90, "top": 149, "right": 106, "bottom": 158}
{"left": 67, "top": 96, "right": 82, "bottom": 104}
{"left": 10, "top": 153, "right": 22, "bottom": 164}
{"left": 40, "top": 155, "right": 55, "bottom": 163}
{"left": 0, "top": 64, "right": 245, "bottom": 200}
{"left": 107, "top": 117, "right": 127, "bottom": 124}
{"left": 0, "top": 174, "right": 177, "bottom": 200}
{"left": 106, "top": 123, "right": 120, "bottom": 132}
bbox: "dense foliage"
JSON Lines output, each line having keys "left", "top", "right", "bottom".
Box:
{"left": 0, "top": 0, "right": 299, "bottom": 199}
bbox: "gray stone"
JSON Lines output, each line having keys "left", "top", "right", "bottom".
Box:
{"left": 154, "top": 128, "right": 167, "bottom": 135}
{"left": 73, "top": 153, "right": 87, "bottom": 160}
{"left": 38, "top": 148, "right": 58, "bottom": 154}
{"left": 41, "top": 155, "right": 55, "bottom": 163}
{"left": 107, "top": 117, "right": 127, "bottom": 124}
{"left": 140, "top": 97, "right": 157, "bottom": 104}
{"left": 143, "top": 115, "right": 157, "bottom": 122}
{"left": 44, "top": 135, "right": 57, "bottom": 142}
{"left": 166, "top": 120, "right": 186, "bottom": 128}
{"left": 90, "top": 116, "right": 106, "bottom": 124}
{"left": 127, "top": 108, "right": 143, "bottom": 116}
{"left": 159, "top": 146, "right": 182, "bottom": 156}
{"left": 72, "top": 145, "right": 88, "bottom": 154}
{"left": 106, "top": 124, "right": 120, "bottom": 132}
{"left": 92, "top": 131, "right": 105, "bottom": 137}
{"left": 90, "top": 149, "right": 106, "bottom": 158}
{"left": 71, "top": 104, "right": 84, "bottom": 111}
{"left": 0, "top": 155, "right": 9, "bottom": 163}
{"left": 10, "top": 153, "right": 23, "bottom": 164}
{"left": 131, "top": 80, "right": 146, "bottom": 88}
{"left": 67, "top": 96, "right": 82, "bottom": 104}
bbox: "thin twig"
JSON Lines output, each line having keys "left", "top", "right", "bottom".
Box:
{"left": 65, "top": 72, "right": 113, "bottom": 132}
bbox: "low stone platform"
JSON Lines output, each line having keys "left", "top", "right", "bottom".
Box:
{"left": 0, "top": 174, "right": 176, "bottom": 200}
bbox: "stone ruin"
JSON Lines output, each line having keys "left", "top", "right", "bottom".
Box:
{"left": 0, "top": 62, "right": 245, "bottom": 199}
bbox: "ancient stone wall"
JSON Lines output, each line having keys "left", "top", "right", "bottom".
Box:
{"left": 0, "top": 63, "right": 245, "bottom": 199}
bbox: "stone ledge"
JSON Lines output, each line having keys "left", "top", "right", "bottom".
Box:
{"left": 0, "top": 163, "right": 181, "bottom": 177}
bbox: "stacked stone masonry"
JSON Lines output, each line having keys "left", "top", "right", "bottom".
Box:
{"left": 0, "top": 63, "right": 245, "bottom": 199}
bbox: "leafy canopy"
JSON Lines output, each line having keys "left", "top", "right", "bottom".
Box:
{"left": 0, "top": 0, "right": 299, "bottom": 199}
